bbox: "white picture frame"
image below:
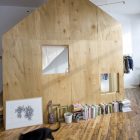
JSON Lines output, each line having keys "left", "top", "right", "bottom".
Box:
{"left": 6, "top": 97, "right": 43, "bottom": 130}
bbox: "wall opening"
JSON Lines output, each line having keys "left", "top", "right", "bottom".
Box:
{"left": 42, "top": 45, "right": 69, "bottom": 75}
{"left": 100, "top": 73, "right": 119, "bottom": 93}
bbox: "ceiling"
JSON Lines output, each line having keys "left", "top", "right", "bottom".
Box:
{"left": 0, "top": 0, "right": 45, "bottom": 7}
{"left": 0, "top": 0, "right": 140, "bottom": 14}
{"left": 90, "top": 0, "right": 140, "bottom": 15}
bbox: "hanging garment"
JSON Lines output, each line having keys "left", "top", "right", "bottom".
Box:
{"left": 102, "top": 73, "right": 108, "bottom": 80}
{"left": 123, "top": 56, "right": 134, "bottom": 73}
{"left": 127, "top": 56, "right": 133, "bottom": 70}
{"left": 124, "top": 56, "right": 130, "bottom": 73}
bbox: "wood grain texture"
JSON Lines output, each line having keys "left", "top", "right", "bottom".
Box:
{"left": 0, "top": 88, "right": 140, "bottom": 140}
{"left": 2, "top": 0, "right": 124, "bottom": 124}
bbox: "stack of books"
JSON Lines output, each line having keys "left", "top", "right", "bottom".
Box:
{"left": 72, "top": 103, "right": 84, "bottom": 121}
{"left": 72, "top": 103, "right": 83, "bottom": 112}
{"left": 122, "top": 99, "right": 132, "bottom": 112}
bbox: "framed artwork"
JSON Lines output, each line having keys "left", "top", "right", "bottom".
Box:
{"left": 6, "top": 97, "right": 43, "bottom": 130}
{"left": 57, "top": 105, "right": 68, "bottom": 121}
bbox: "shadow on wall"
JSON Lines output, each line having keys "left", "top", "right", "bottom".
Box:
{"left": 42, "top": 44, "right": 122, "bottom": 90}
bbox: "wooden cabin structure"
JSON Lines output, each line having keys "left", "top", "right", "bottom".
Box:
{"left": 2, "top": 0, "right": 124, "bottom": 123}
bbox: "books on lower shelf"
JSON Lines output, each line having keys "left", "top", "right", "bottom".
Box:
{"left": 72, "top": 99, "right": 132, "bottom": 121}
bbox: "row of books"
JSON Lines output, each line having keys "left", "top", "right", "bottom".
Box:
{"left": 72, "top": 99, "right": 131, "bottom": 120}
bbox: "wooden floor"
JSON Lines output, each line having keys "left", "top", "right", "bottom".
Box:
{"left": 0, "top": 88, "right": 140, "bottom": 140}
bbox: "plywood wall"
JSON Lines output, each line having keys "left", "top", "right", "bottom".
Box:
{"left": 3, "top": 0, "right": 124, "bottom": 123}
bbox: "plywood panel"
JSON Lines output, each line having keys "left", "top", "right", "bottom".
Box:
{"left": 69, "top": 0, "right": 98, "bottom": 40}
{"left": 4, "top": 0, "right": 98, "bottom": 41}
{"left": 4, "top": 10, "right": 40, "bottom": 40}
{"left": 98, "top": 41, "right": 122, "bottom": 72}
{"left": 97, "top": 8, "right": 122, "bottom": 41}
{"left": 3, "top": 0, "right": 124, "bottom": 124}
{"left": 3, "top": 38, "right": 42, "bottom": 100}
{"left": 39, "top": 0, "right": 70, "bottom": 40}
{"left": 69, "top": 41, "right": 87, "bottom": 104}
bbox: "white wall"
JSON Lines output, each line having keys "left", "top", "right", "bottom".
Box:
{"left": 95, "top": 2, "right": 140, "bottom": 88}
{"left": 129, "top": 14, "right": 140, "bottom": 87}
{"left": 104, "top": 13, "right": 134, "bottom": 88}
{"left": 110, "top": 13, "right": 140, "bottom": 88}
{"left": 97, "top": 2, "right": 140, "bottom": 88}
{"left": 0, "top": 6, "right": 35, "bottom": 93}
{"left": 114, "top": 14, "right": 134, "bottom": 88}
